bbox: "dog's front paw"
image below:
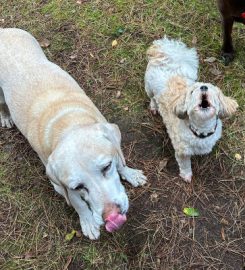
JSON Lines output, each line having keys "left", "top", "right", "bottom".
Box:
{"left": 180, "top": 172, "right": 192, "bottom": 183}
{"left": 80, "top": 213, "right": 103, "bottom": 240}
{"left": 221, "top": 51, "right": 234, "bottom": 65}
{"left": 149, "top": 108, "right": 158, "bottom": 115}
{"left": 120, "top": 167, "right": 147, "bottom": 187}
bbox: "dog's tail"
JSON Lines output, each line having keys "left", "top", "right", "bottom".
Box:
{"left": 146, "top": 36, "right": 199, "bottom": 82}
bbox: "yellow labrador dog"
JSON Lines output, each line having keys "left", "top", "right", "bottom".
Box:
{"left": 0, "top": 28, "right": 147, "bottom": 239}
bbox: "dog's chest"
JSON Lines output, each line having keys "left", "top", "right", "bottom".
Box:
{"left": 190, "top": 138, "right": 214, "bottom": 155}
{"left": 186, "top": 129, "right": 222, "bottom": 156}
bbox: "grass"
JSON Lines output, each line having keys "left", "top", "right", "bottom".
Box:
{"left": 0, "top": 0, "right": 244, "bottom": 269}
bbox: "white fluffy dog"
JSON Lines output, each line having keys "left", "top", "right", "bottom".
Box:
{"left": 145, "top": 37, "right": 238, "bottom": 182}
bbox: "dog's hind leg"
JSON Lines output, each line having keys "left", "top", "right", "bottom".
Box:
{"left": 0, "top": 87, "right": 13, "bottom": 128}
{"left": 149, "top": 97, "right": 159, "bottom": 115}
{"left": 145, "top": 86, "right": 159, "bottom": 115}
{"left": 175, "top": 153, "right": 192, "bottom": 183}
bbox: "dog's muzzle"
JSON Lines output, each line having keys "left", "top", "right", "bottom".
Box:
{"left": 200, "top": 85, "right": 208, "bottom": 92}
{"left": 103, "top": 203, "right": 127, "bottom": 232}
{"left": 199, "top": 86, "right": 210, "bottom": 110}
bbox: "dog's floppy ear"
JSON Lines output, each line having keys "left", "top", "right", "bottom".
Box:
{"left": 100, "top": 123, "right": 126, "bottom": 166}
{"left": 146, "top": 44, "right": 165, "bottom": 60}
{"left": 169, "top": 76, "right": 188, "bottom": 119}
{"left": 174, "top": 97, "right": 188, "bottom": 119}
{"left": 217, "top": 88, "right": 238, "bottom": 118}
{"left": 46, "top": 154, "right": 71, "bottom": 206}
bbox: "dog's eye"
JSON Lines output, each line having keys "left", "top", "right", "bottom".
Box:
{"left": 74, "top": 183, "right": 86, "bottom": 191}
{"left": 102, "top": 162, "right": 112, "bottom": 176}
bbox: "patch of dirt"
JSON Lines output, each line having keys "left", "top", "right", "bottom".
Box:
{"left": 108, "top": 115, "right": 245, "bottom": 270}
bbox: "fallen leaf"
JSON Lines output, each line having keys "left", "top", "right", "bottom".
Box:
{"left": 158, "top": 158, "right": 168, "bottom": 172}
{"left": 75, "top": 230, "right": 82, "bottom": 238}
{"left": 116, "top": 91, "right": 121, "bottom": 98}
{"left": 204, "top": 57, "right": 216, "bottom": 63}
{"left": 42, "top": 232, "right": 48, "bottom": 238}
{"left": 221, "top": 227, "right": 225, "bottom": 241}
{"left": 120, "top": 58, "right": 126, "bottom": 64}
{"left": 69, "top": 54, "right": 77, "bottom": 60}
{"left": 150, "top": 192, "right": 159, "bottom": 203}
{"left": 210, "top": 67, "right": 222, "bottom": 76}
{"left": 192, "top": 36, "right": 197, "bottom": 45}
{"left": 65, "top": 229, "right": 76, "bottom": 241}
{"left": 220, "top": 218, "right": 229, "bottom": 225}
{"left": 183, "top": 207, "right": 200, "bottom": 217}
{"left": 112, "top": 39, "right": 118, "bottom": 47}
{"left": 234, "top": 153, "right": 242, "bottom": 160}
{"left": 123, "top": 106, "right": 129, "bottom": 111}
{"left": 39, "top": 38, "right": 50, "bottom": 48}
{"left": 108, "top": 7, "right": 115, "bottom": 13}
{"left": 214, "top": 205, "right": 221, "bottom": 211}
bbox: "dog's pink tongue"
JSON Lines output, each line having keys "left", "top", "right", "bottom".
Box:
{"left": 105, "top": 213, "right": 127, "bottom": 233}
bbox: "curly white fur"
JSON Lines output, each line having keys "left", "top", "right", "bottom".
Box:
{"left": 145, "top": 37, "right": 238, "bottom": 182}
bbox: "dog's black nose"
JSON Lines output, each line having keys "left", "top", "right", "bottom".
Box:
{"left": 200, "top": 85, "right": 208, "bottom": 91}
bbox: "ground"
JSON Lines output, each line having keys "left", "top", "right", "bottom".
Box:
{"left": 0, "top": 0, "right": 244, "bottom": 269}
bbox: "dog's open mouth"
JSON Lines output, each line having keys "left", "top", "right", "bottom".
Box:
{"left": 199, "top": 94, "right": 210, "bottom": 109}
